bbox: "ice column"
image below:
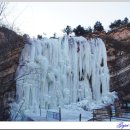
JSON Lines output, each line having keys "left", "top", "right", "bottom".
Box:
{"left": 15, "top": 36, "right": 110, "bottom": 114}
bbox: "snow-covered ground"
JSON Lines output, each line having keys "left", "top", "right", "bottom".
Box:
{"left": 23, "top": 108, "right": 92, "bottom": 121}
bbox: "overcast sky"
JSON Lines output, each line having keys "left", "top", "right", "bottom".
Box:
{"left": 5, "top": 2, "right": 130, "bottom": 37}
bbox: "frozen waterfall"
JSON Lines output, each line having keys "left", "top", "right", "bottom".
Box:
{"left": 11, "top": 36, "right": 117, "bottom": 120}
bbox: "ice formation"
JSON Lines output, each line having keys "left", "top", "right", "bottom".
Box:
{"left": 11, "top": 35, "right": 117, "bottom": 120}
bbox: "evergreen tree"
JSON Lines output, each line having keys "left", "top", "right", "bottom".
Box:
{"left": 94, "top": 21, "right": 104, "bottom": 32}
{"left": 122, "top": 17, "right": 129, "bottom": 25}
{"left": 73, "top": 25, "right": 86, "bottom": 36}
{"left": 109, "top": 17, "right": 129, "bottom": 30}
{"left": 53, "top": 33, "right": 56, "bottom": 38}
{"left": 37, "top": 35, "right": 42, "bottom": 39}
{"left": 63, "top": 25, "right": 72, "bottom": 35}
{"left": 85, "top": 26, "right": 92, "bottom": 35}
{"left": 116, "top": 19, "right": 122, "bottom": 27}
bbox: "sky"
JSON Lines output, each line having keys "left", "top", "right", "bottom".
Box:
{"left": 4, "top": 2, "right": 130, "bottom": 38}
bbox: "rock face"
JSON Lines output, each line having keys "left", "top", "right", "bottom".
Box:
{"left": 108, "top": 24, "right": 130, "bottom": 42}
{"left": 0, "top": 27, "right": 24, "bottom": 120}
{"left": 105, "top": 24, "right": 130, "bottom": 101}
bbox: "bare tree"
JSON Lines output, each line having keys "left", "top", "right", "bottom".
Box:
{"left": 0, "top": 2, "right": 7, "bottom": 20}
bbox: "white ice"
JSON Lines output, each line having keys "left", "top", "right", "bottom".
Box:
{"left": 11, "top": 35, "right": 117, "bottom": 121}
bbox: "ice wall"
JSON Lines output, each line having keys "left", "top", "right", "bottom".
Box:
{"left": 13, "top": 36, "right": 113, "bottom": 116}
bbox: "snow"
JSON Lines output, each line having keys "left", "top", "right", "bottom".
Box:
{"left": 10, "top": 35, "right": 117, "bottom": 121}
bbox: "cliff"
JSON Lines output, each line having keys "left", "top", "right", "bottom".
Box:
{"left": 105, "top": 23, "right": 130, "bottom": 101}
{"left": 0, "top": 27, "right": 24, "bottom": 120}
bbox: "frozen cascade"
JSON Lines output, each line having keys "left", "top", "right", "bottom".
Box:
{"left": 11, "top": 36, "right": 117, "bottom": 120}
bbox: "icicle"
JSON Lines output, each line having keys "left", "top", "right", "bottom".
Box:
{"left": 13, "top": 35, "right": 113, "bottom": 118}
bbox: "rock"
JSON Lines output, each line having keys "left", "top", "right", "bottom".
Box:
{"left": 105, "top": 26, "right": 130, "bottom": 100}
{"left": 0, "top": 27, "right": 24, "bottom": 120}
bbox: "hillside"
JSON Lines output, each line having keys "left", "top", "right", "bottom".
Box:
{"left": 105, "top": 23, "right": 130, "bottom": 102}
{"left": 0, "top": 27, "right": 24, "bottom": 120}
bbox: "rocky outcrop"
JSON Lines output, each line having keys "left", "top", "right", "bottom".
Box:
{"left": 105, "top": 24, "right": 130, "bottom": 101}
{"left": 0, "top": 27, "right": 24, "bottom": 120}
{"left": 107, "top": 24, "right": 130, "bottom": 42}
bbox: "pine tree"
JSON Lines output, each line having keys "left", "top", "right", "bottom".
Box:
{"left": 73, "top": 25, "right": 86, "bottom": 36}
{"left": 37, "top": 35, "right": 42, "bottom": 39}
{"left": 94, "top": 21, "right": 104, "bottom": 32}
{"left": 85, "top": 26, "right": 92, "bottom": 35}
{"left": 63, "top": 25, "right": 72, "bottom": 35}
{"left": 123, "top": 17, "right": 129, "bottom": 25}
